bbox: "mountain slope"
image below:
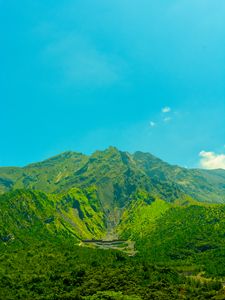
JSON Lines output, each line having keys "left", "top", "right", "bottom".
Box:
{"left": 133, "top": 151, "right": 225, "bottom": 203}
{"left": 1, "top": 148, "right": 225, "bottom": 207}
{"left": 0, "top": 151, "right": 88, "bottom": 194}
{"left": 117, "top": 196, "right": 225, "bottom": 277}
{"left": 0, "top": 187, "right": 106, "bottom": 248}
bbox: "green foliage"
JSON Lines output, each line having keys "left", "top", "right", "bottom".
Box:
{"left": 0, "top": 188, "right": 106, "bottom": 248}
{"left": 117, "top": 193, "right": 170, "bottom": 240}
{"left": 119, "top": 198, "right": 225, "bottom": 277}
{"left": 84, "top": 291, "right": 142, "bottom": 299}
{"left": 0, "top": 242, "right": 223, "bottom": 300}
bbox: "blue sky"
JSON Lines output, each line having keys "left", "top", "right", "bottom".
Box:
{"left": 1, "top": 0, "right": 225, "bottom": 168}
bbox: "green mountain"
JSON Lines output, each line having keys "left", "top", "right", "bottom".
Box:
{"left": 1, "top": 147, "right": 225, "bottom": 253}
{"left": 1, "top": 148, "right": 225, "bottom": 299}
{"left": 1, "top": 147, "right": 225, "bottom": 204}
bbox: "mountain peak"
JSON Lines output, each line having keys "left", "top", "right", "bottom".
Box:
{"left": 94, "top": 146, "right": 120, "bottom": 154}
{"left": 91, "top": 146, "right": 121, "bottom": 159}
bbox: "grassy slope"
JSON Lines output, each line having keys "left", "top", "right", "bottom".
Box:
{"left": 118, "top": 195, "right": 225, "bottom": 277}
{"left": 0, "top": 187, "right": 106, "bottom": 249}
{"left": 0, "top": 152, "right": 88, "bottom": 194}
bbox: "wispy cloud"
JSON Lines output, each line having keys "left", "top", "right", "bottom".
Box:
{"left": 149, "top": 106, "right": 173, "bottom": 129}
{"left": 162, "top": 106, "right": 171, "bottom": 113}
{"left": 41, "top": 31, "right": 125, "bottom": 87}
{"left": 163, "top": 117, "right": 172, "bottom": 123}
{"left": 199, "top": 151, "right": 225, "bottom": 169}
{"left": 149, "top": 121, "right": 156, "bottom": 127}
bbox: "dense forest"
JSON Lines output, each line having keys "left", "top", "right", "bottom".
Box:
{"left": 1, "top": 241, "right": 224, "bottom": 300}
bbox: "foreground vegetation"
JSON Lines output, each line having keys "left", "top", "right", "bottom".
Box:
{"left": 1, "top": 241, "right": 224, "bottom": 300}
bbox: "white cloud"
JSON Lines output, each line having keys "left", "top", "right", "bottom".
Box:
{"left": 149, "top": 121, "right": 156, "bottom": 127}
{"left": 199, "top": 151, "right": 225, "bottom": 170}
{"left": 162, "top": 106, "right": 171, "bottom": 113}
{"left": 163, "top": 117, "right": 172, "bottom": 123}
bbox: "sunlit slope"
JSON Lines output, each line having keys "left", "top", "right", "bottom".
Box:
{"left": 0, "top": 187, "right": 106, "bottom": 247}
{"left": 0, "top": 151, "right": 88, "bottom": 194}
{"left": 118, "top": 196, "right": 225, "bottom": 276}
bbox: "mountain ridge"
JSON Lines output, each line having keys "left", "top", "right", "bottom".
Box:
{"left": 1, "top": 147, "right": 225, "bottom": 203}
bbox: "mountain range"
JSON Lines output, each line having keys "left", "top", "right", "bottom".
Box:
{"left": 1, "top": 147, "right": 225, "bottom": 201}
